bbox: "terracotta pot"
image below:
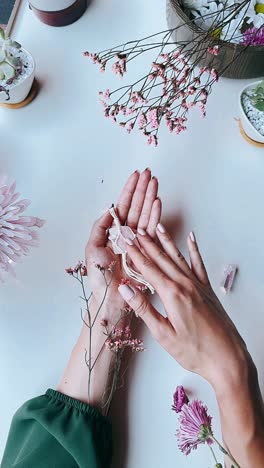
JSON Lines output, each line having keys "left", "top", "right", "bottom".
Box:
{"left": 29, "top": 0, "right": 87, "bottom": 27}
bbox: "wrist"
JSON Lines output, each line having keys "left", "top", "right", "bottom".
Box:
{"left": 90, "top": 292, "right": 126, "bottom": 325}
{"left": 213, "top": 352, "right": 264, "bottom": 442}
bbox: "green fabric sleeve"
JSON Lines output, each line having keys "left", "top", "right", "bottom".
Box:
{"left": 1, "top": 389, "right": 112, "bottom": 468}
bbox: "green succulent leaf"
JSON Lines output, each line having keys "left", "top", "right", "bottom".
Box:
{"left": 8, "top": 39, "right": 21, "bottom": 49}
{"left": 0, "top": 50, "right": 6, "bottom": 63}
{"left": 254, "top": 101, "right": 264, "bottom": 112}
{"left": 0, "top": 62, "right": 15, "bottom": 80}
{"left": 0, "top": 26, "right": 5, "bottom": 41}
{"left": 6, "top": 56, "right": 20, "bottom": 67}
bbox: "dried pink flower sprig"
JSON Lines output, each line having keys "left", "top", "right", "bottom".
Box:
{"left": 66, "top": 261, "right": 87, "bottom": 277}
{"left": 105, "top": 325, "right": 145, "bottom": 353}
{"left": 0, "top": 176, "right": 45, "bottom": 279}
{"left": 83, "top": 0, "right": 256, "bottom": 146}
{"left": 84, "top": 42, "right": 218, "bottom": 146}
{"left": 172, "top": 385, "right": 240, "bottom": 467}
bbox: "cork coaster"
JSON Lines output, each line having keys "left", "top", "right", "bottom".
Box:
{"left": 0, "top": 79, "right": 38, "bottom": 109}
{"left": 238, "top": 119, "right": 264, "bottom": 148}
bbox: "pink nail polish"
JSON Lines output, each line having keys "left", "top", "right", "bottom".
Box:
{"left": 137, "top": 228, "right": 146, "bottom": 236}
{"left": 118, "top": 284, "right": 135, "bottom": 301}
{"left": 157, "top": 223, "right": 166, "bottom": 234}
{"left": 190, "top": 231, "right": 196, "bottom": 242}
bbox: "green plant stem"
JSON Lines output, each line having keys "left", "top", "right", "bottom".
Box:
{"left": 211, "top": 436, "right": 240, "bottom": 468}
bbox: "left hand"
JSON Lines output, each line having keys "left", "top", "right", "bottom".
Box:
{"left": 85, "top": 169, "right": 162, "bottom": 318}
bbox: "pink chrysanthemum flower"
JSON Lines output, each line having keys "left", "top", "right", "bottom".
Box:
{"left": 241, "top": 27, "right": 264, "bottom": 46}
{"left": 0, "top": 177, "right": 45, "bottom": 279}
{"left": 172, "top": 385, "right": 189, "bottom": 413}
{"left": 176, "top": 399, "right": 213, "bottom": 455}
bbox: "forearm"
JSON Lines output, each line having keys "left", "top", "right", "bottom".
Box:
{"left": 57, "top": 297, "right": 125, "bottom": 412}
{"left": 213, "top": 353, "right": 264, "bottom": 467}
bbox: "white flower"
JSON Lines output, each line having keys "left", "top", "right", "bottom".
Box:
{"left": 245, "top": 0, "right": 264, "bottom": 28}
{"left": 183, "top": 0, "right": 211, "bottom": 10}
{"left": 191, "top": 2, "right": 226, "bottom": 30}
{"left": 221, "top": 16, "right": 245, "bottom": 41}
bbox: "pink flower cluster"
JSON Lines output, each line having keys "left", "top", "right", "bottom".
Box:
{"left": 66, "top": 261, "right": 87, "bottom": 277}
{"left": 241, "top": 27, "right": 264, "bottom": 45}
{"left": 172, "top": 386, "right": 214, "bottom": 456}
{"left": 105, "top": 326, "right": 145, "bottom": 353}
{"left": 84, "top": 41, "right": 220, "bottom": 146}
{"left": 0, "top": 177, "right": 45, "bottom": 279}
{"left": 207, "top": 46, "right": 219, "bottom": 56}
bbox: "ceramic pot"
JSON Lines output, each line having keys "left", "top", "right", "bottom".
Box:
{"left": 239, "top": 81, "right": 264, "bottom": 144}
{"left": 29, "top": 0, "right": 87, "bottom": 27}
{"left": 0, "top": 48, "right": 35, "bottom": 104}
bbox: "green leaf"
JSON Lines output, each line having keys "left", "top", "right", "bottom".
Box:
{"left": 0, "top": 26, "right": 5, "bottom": 41}
{"left": 8, "top": 40, "right": 21, "bottom": 49}
{"left": 219, "top": 445, "right": 228, "bottom": 455}
{"left": 254, "top": 101, "right": 264, "bottom": 112}
{"left": 0, "top": 70, "right": 5, "bottom": 80}
{"left": 6, "top": 56, "right": 20, "bottom": 67}
{"left": 0, "top": 62, "right": 15, "bottom": 80}
{"left": 0, "top": 50, "right": 6, "bottom": 63}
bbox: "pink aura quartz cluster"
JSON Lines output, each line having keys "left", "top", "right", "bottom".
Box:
{"left": 0, "top": 177, "right": 45, "bottom": 279}
{"left": 84, "top": 45, "right": 219, "bottom": 146}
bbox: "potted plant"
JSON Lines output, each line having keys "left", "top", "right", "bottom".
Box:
{"left": 29, "top": 0, "right": 87, "bottom": 27}
{"left": 167, "top": 0, "right": 264, "bottom": 79}
{"left": 0, "top": 27, "right": 35, "bottom": 105}
{"left": 239, "top": 80, "right": 264, "bottom": 144}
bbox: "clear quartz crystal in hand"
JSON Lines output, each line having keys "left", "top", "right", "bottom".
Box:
{"left": 108, "top": 225, "right": 140, "bottom": 254}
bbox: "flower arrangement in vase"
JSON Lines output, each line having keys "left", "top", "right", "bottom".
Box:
{"left": 0, "top": 27, "right": 35, "bottom": 104}
{"left": 85, "top": 0, "right": 264, "bottom": 145}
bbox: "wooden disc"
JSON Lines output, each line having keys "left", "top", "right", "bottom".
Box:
{"left": 238, "top": 119, "right": 264, "bottom": 148}
{"left": 0, "top": 79, "right": 38, "bottom": 109}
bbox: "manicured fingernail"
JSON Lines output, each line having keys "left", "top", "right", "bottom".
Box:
{"left": 190, "top": 231, "right": 196, "bottom": 242}
{"left": 125, "top": 238, "right": 134, "bottom": 246}
{"left": 137, "top": 228, "right": 146, "bottom": 236}
{"left": 118, "top": 284, "right": 135, "bottom": 301}
{"left": 145, "top": 167, "right": 151, "bottom": 171}
{"left": 157, "top": 223, "right": 166, "bottom": 233}
{"left": 134, "top": 169, "right": 139, "bottom": 174}
{"left": 151, "top": 175, "right": 157, "bottom": 180}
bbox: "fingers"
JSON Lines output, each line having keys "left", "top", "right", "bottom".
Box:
{"left": 116, "top": 171, "right": 140, "bottom": 224}
{"left": 138, "top": 176, "right": 159, "bottom": 230}
{"left": 136, "top": 229, "right": 186, "bottom": 283}
{"left": 156, "top": 223, "right": 192, "bottom": 277}
{"left": 125, "top": 240, "right": 173, "bottom": 295}
{"left": 127, "top": 168, "right": 151, "bottom": 229}
{"left": 118, "top": 283, "right": 172, "bottom": 343}
{"left": 187, "top": 232, "right": 210, "bottom": 285}
{"left": 147, "top": 197, "right": 162, "bottom": 238}
{"left": 87, "top": 210, "right": 113, "bottom": 248}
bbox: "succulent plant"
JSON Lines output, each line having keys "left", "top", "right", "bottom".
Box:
{"left": 0, "top": 27, "right": 22, "bottom": 82}
{"left": 248, "top": 80, "right": 264, "bottom": 112}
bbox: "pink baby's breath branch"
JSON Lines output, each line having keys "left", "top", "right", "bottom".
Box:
{"left": 84, "top": 0, "right": 252, "bottom": 145}
{"left": 66, "top": 262, "right": 143, "bottom": 414}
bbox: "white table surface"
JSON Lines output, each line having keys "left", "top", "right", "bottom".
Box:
{"left": 1, "top": 1, "right": 264, "bottom": 466}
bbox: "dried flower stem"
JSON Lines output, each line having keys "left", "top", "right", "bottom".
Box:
{"left": 66, "top": 262, "right": 143, "bottom": 413}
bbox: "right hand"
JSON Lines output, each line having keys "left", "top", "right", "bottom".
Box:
{"left": 118, "top": 224, "right": 251, "bottom": 390}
